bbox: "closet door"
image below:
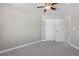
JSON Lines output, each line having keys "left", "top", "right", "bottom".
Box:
{"left": 45, "top": 19, "right": 55, "bottom": 41}
{"left": 55, "top": 20, "right": 65, "bottom": 42}
{"left": 45, "top": 19, "right": 65, "bottom": 41}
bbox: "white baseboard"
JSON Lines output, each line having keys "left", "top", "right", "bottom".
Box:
{"left": 70, "top": 44, "right": 79, "bottom": 50}
{"left": 41, "top": 40, "right": 55, "bottom": 41}
{"left": 0, "top": 40, "right": 42, "bottom": 54}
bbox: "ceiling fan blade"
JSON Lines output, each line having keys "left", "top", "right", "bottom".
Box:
{"left": 51, "top": 7, "right": 56, "bottom": 10}
{"left": 44, "top": 9, "right": 46, "bottom": 13}
{"left": 51, "top": 3, "right": 58, "bottom": 5}
{"left": 37, "top": 6, "right": 44, "bottom": 8}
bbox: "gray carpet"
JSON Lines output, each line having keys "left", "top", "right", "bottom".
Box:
{"left": 0, "top": 41, "right": 79, "bottom": 56}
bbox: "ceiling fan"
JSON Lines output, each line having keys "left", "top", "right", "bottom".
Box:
{"left": 37, "top": 3, "right": 58, "bottom": 13}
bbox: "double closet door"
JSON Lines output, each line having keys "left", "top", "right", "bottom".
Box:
{"left": 45, "top": 19, "right": 65, "bottom": 42}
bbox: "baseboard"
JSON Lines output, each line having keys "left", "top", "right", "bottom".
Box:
{"left": 70, "top": 43, "right": 79, "bottom": 50}
{"left": 0, "top": 40, "right": 42, "bottom": 54}
{"left": 41, "top": 40, "right": 56, "bottom": 41}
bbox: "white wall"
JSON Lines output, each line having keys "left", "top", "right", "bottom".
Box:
{"left": 66, "top": 4, "right": 79, "bottom": 47}
{"left": 0, "top": 4, "right": 41, "bottom": 51}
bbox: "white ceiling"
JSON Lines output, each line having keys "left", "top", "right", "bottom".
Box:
{"left": 1, "top": 3, "right": 79, "bottom": 17}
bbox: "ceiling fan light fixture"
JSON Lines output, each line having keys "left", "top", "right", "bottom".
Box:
{"left": 45, "top": 6, "right": 51, "bottom": 9}
{"left": 37, "top": 3, "right": 58, "bottom": 13}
